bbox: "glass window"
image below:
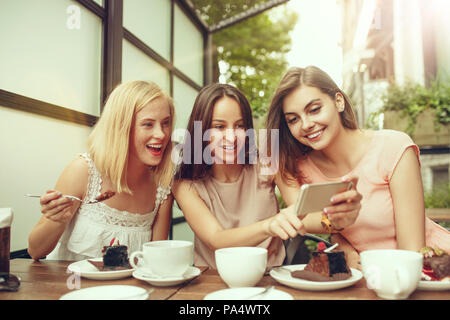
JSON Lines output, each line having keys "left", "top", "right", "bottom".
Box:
{"left": 432, "top": 166, "right": 449, "bottom": 189}
{"left": 171, "top": 201, "right": 194, "bottom": 242}
{"left": 123, "top": 0, "right": 171, "bottom": 61}
{"left": 172, "top": 76, "right": 199, "bottom": 140}
{"left": 122, "top": 39, "right": 170, "bottom": 93}
{"left": 0, "top": 0, "right": 102, "bottom": 116}
{"left": 0, "top": 106, "right": 92, "bottom": 251}
{"left": 173, "top": 4, "right": 204, "bottom": 86}
{"left": 172, "top": 221, "right": 195, "bottom": 242}
{"left": 93, "top": 0, "right": 103, "bottom": 7}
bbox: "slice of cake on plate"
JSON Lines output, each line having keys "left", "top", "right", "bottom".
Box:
{"left": 88, "top": 238, "right": 130, "bottom": 271}
{"left": 291, "top": 242, "right": 352, "bottom": 282}
{"left": 420, "top": 247, "right": 449, "bottom": 282}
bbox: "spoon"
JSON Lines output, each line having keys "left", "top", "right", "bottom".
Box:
{"left": 25, "top": 190, "right": 115, "bottom": 204}
{"left": 136, "top": 265, "right": 193, "bottom": 279}
{"left": 245, "top": 286, "right": 275, "bottom": 300}
{"left": 324, "top": 243, "right": 339, "bottom": 253}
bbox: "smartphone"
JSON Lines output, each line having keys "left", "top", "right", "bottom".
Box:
{"left": 294, "top": 181, "right": 353, "bottom": 217}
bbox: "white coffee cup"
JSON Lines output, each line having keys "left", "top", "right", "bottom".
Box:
{"left": 360, "top": 249, "right": 423, "bottom": 299}
{"left": 215, "top": 247, "right": 267, "bottom": 288}
{"left": 129, "top": 240, "right": 193, "bottom": 278}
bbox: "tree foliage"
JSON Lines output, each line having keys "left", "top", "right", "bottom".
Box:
{"left": 379, "top": 80, "right": 450, "bottom": 134}
{"left": 191, "top": 0, "right": 298, "bottom": 118}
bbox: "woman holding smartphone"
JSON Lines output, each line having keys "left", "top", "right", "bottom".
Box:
{"left": 172, "top": 83, "right": 362, "bottom": 269}
{"left": 265, "top": 66, "right": 450, "bottom": 260}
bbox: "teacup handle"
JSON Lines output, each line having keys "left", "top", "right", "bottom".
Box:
{"left": 393, "top": 266, "right": 410, "bottom": 296}
{"left": 129, "top": 251, "right": 144, "bottom": 269}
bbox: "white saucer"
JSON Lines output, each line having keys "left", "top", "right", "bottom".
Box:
{"left": 204, "top": 287, "right": 294, "bottom": 300}
{"left": 67, "top": 258, "right": 134, "bottom": 280}
{"left": 60, "top": 285, "right": 149, "bottom": 300}
{"left": 417, "top": 279, "right": 450, "bottom": 291}
{"left": 132, "top": 266, "right": 201, "bottom": 286}
{"left": 270, "top": 264, "right": 363, "bottom": 291}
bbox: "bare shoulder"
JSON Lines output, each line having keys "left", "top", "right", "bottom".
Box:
{"left": 361, "top": 129, "right": 375, "bottom": 141}
{"left": 61, "top": 157, "right": 89, "bottom": 181}
{"left": 54, "top": 156, "right": 89, "bottom": 197}
{"left": 67, "top": 156, "right": 90, "bottom": 172}
{"left": 172, "top": 179, "right": 199, "bottom": 197}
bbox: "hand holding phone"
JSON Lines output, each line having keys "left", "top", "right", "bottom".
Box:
{"left": 294, "top": 181, "right": 353, "bottom": 218}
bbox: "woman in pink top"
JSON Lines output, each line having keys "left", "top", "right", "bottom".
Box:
{"left": 173, "top": 83, "right": 362, "bottom": 269}
{"left": 265, "top": 66, "right": 450, "bottom": 264}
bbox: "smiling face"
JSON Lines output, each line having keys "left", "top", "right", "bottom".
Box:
{"left": 282, "top": 85, "right": 345, "bottom": 151}
{"left": 208, "top": 96, "right": 247, "bottom": 164}
{"left": 129, "top": 97, "right": 172, "bottom": 167}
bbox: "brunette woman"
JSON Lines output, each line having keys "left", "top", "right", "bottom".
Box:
{"left": 266, "top": 66, "right": 449, "bottom": 260}
{"left": 173, "top": 83, "right": 361, "bottom": 269}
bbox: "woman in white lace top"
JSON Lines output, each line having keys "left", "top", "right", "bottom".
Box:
{"left": 28, "top": 81, "right": 175, "bottom": 260}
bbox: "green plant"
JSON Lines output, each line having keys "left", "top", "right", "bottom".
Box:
{"left": 276, "top": 192, "right": 286, "bottom": 209}
{"left": 374, "top": 80, "right": 450, "bottom": 135}
{"left": 424, "top": 182, "right": 450, "bottom": 209}
{"left": 190, "top": 0, "right": 298, "bottom": 118}
{"left": 424, "top": 182, "right": 450, "bottom": 230}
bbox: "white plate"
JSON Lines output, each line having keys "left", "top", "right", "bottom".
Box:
{"left": 417, "top": 280, "right": 450, "bottom": 291}
{"left": 67, "top": 258, "right": 134, "bottom": 280}
{"left": 270, "top": 264, "right": 362, "bottom": 291}
{"left": 60, "top": 285, "right": 149, "bottom": 300}
{"left": 132, "top": 266, "right": 201, "bottom": 287}
{"left": 204, "top": 287, "right": 294, "bottom": 300}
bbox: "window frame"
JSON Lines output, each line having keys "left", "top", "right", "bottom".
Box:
{"left": 0, "top": 0, "right": 208, "bottom": 127}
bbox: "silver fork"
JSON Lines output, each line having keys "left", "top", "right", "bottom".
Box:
{"left": 25, "top": 194, "right": 103, "bottom": 204}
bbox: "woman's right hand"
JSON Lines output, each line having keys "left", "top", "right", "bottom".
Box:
{"left": 264, "top": 205, "right": 306, "bottom": 240}
{"left": 40, "top": 190, "right": 77, "bottom": 224}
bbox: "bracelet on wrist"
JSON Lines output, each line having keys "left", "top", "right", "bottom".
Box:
{"left": 321, "top": 213, "right": 344, "bottom": 234}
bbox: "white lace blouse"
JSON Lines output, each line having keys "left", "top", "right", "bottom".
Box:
{"left": 46, "top": 153, "right": 171, "bottom": 261}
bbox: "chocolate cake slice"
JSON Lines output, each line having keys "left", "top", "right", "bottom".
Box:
{"left": 427, "top": 254, "right": 450, "bottom": 279}
{"left": 101, "top": 238, "right": 129, "bottom": 270}
{"left": 291, "top": 242, "right": 352, "bottom": 282}
{"left": 421, "top": 247, "right": 449, "bottom": 281}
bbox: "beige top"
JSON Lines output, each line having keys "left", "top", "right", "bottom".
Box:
{"left": 191, "top": 164, "right": 285, "bottom": 269}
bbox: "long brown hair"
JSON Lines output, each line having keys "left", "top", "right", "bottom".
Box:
{"left": 176, "top": 83, "right": 256, "bottom": 180}
{"left": 266, "top": 66, "right": 358, "bottom": 184}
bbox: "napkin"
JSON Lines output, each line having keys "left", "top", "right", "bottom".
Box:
{"left": 0, "top": 208, "right": 13, "bottom": 228}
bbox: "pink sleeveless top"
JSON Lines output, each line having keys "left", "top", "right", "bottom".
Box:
{"left": 191, "top": 165, "right": 284, "bottom": 269}
{"left": 297, "top": 129, "right": 450, "bottom": 252}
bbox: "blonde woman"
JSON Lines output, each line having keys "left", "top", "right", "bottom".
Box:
{"left": 28, "top": 81, "right": 175, "bottom": 260}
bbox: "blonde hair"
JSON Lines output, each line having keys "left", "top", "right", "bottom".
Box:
{"left": 88, "top": 80, "right": 175, "bottom": 194}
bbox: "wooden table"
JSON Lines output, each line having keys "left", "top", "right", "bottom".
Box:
{"left": 426, "top": 208, "right": 450, "bottom": 223}
{"left": 1, "top": 259, "right": 449, "bottom": 300}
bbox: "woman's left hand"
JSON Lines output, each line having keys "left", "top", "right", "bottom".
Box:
{"left": 323, "top": 175, "right": 362, "bottom": 230}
